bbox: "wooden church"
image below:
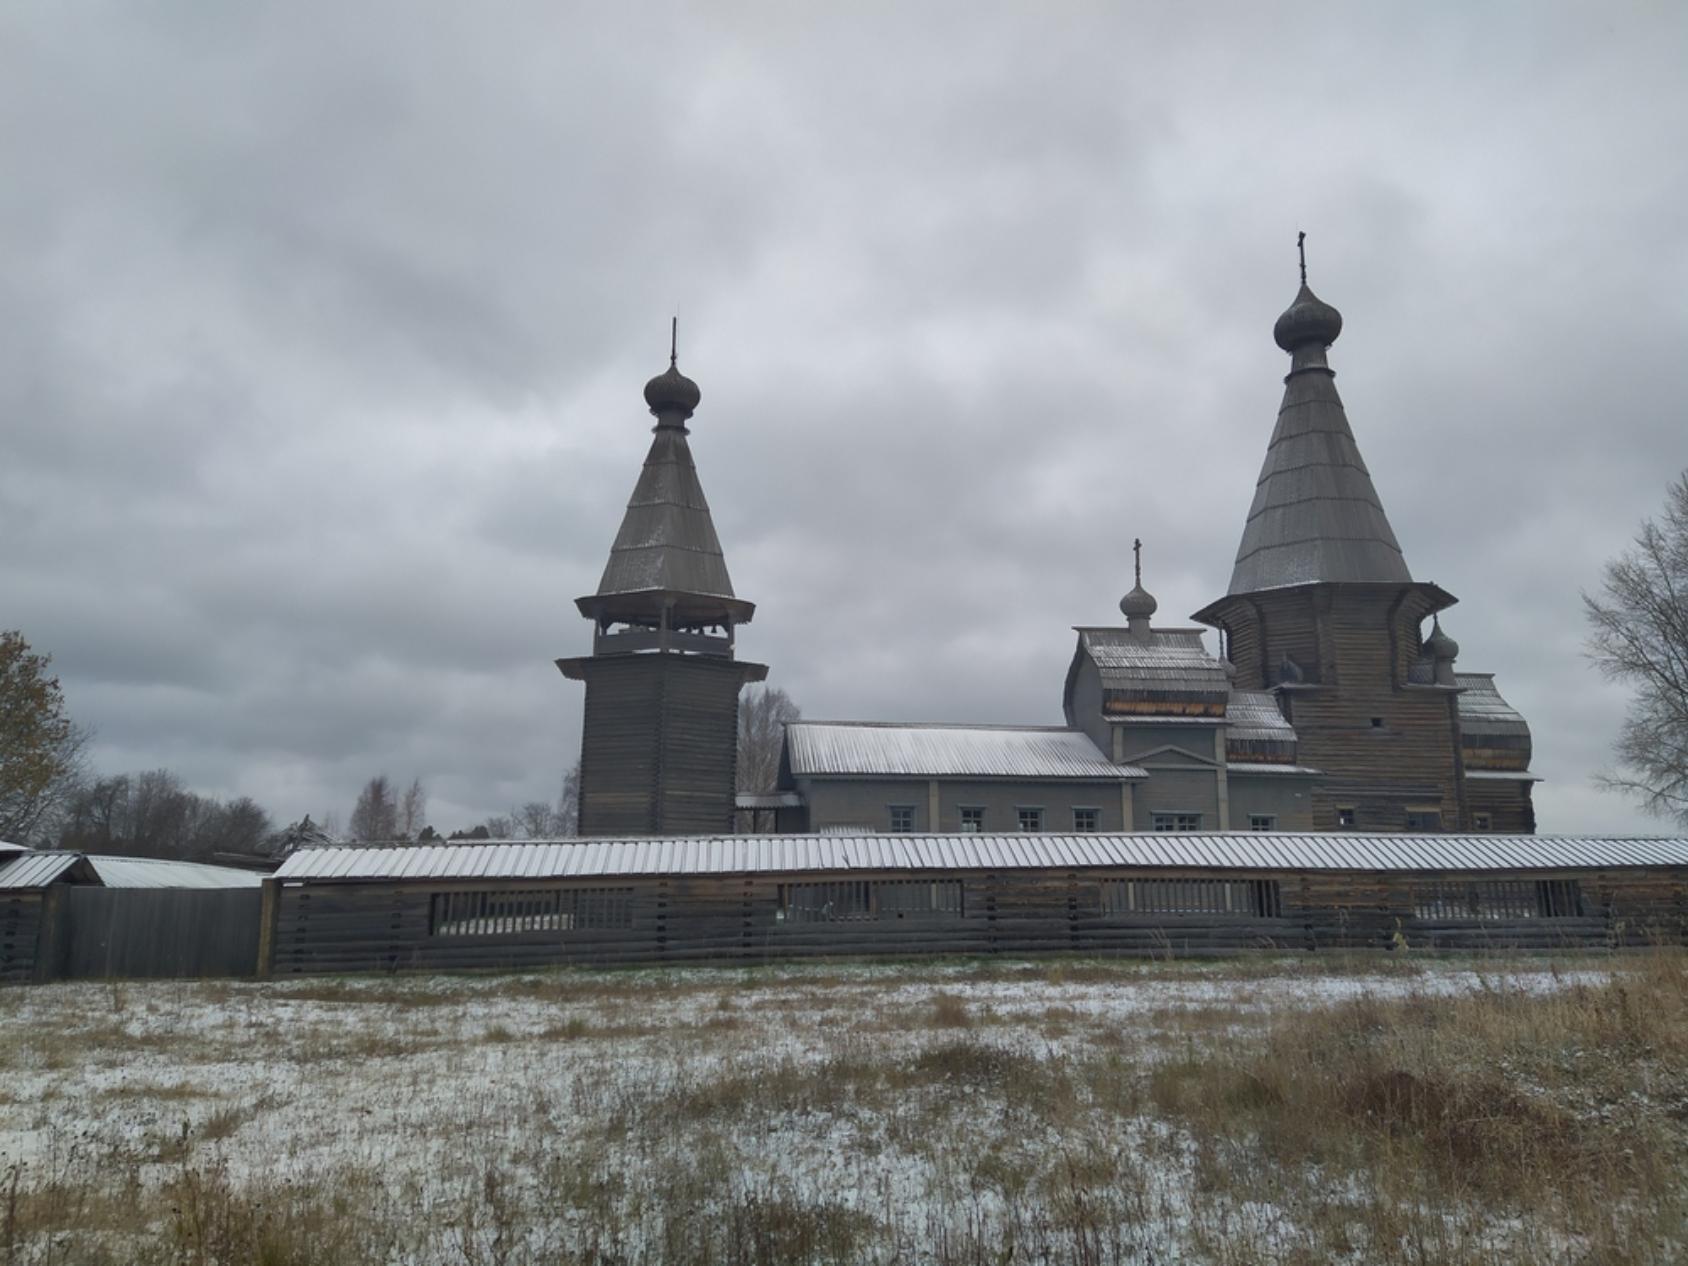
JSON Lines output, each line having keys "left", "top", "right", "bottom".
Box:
{"left": 559, "top": 260, "right": 1536, "bottom": 839}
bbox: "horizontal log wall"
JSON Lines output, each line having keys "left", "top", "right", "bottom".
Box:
{"left": 0, "top": 892, "right": 43, "bottom": 982}
{"left": 268, "top": 866, "right": 1688, "bottom": 975}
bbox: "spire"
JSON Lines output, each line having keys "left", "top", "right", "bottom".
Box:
{"left": 1225, "top": 240, "right": 1411, "bottom": 594}
{"left": 1120, "top": 536, "right": 1158, "bottom": 632}
{"left": 579, "top": 335, "right": 753, "bottom": 630}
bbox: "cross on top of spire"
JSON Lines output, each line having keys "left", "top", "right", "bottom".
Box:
{"left": 1297, "top": 230, "right": 1307, "bottom": 285}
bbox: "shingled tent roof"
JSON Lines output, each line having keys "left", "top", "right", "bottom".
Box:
{"left": 1226, "top": 272, "right": 1413, "bottom": 595}
{"left": 577, "top": 351, "right": 753, "bottom": 627}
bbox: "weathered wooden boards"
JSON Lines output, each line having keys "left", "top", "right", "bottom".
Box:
{"left": 266, "top": 865, "right": 1688, "bottom": 975}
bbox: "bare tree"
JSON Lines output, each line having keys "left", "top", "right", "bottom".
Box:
{"left": 737, "top": 685, "right": 800, "bottom": 794}
{"left": 350, "top": 774, "right": 399, "bottom": 842}
{"left": 399, "top": 778, "right": 428, "bottom": 840}
{"left": 516, "top": 800, "right": 562, "bottom": 839}
{"left": 1584, "top": 472, "right": 1688, "bottom": 823}
{"left": 560, "top": 760, "right": 580, "bottom": 837}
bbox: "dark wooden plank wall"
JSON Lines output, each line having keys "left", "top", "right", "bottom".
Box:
{"left": 1464, "top": 780, "right": 1536, "bottom": 834}
{"left": 51, "top": 888, "right": 264, "bottom": 980}
{"left": 0, "top": 892, "right": 43, "bottom": 982}
{"left": 577, "top": 655, "right": 748, "bottom": 837}
{"left": 268, "top": 866, "right": 1688, "bottom": 975}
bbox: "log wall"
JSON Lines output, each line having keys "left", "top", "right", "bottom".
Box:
{"left": 267, "top": 865, "right": 1688, "bottom": 975}
{"left": 0, "top": 892, "right": 43, "bottom": 982}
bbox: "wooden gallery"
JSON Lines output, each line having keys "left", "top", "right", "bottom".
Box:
{"left": 261, "top": 263, "right": 1688, "bottom": 972}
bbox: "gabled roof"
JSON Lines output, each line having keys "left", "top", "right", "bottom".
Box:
{"left": 275, "top": 833, "right": 1688, "bottom": 882}
{"left": 785, "top": 722, "right": 1143, "bottom": 780}
{"left": 1075, "top": 628, "right": 1230, "bottom": 698}
{"left": 1227, "top": 283, "right": 1412, "bottom": 594}
{"left": 1455, "top": 673, "right": 1531, "bottom": 739}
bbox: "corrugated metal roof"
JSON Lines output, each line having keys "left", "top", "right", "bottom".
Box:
{"left": 1224, "top": 763, "right": 1323, "bottom": 777}
{"left": 1227, "top": 296, "right": 1413, "bottom": 594}
{"left": 87, "top": 855, "right": 265, "bottom": 889}
{"left": 275, "top": 832, "right": 1688, "bottom": 883}
{"left": 786, "top": 722, "right": 1142, "bottom": 780}
{"left": 0, "top": 852, "right": 88, "bottom": 890}
{"left": 0, "top": 840, "right": 27, "bottom": 854}
{"left": 1078, "top": 629, "right": 1230, "bottom": 698}
{"left": 1466, "top": 769, "right": 1543, "bottom": 783}
{"left": 1456, "top": 673, "right": 1531, "bottom": 738}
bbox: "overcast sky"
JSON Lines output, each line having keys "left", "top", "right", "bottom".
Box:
{"left": 3, "top": 3, "right": 1685, "bottom": 836}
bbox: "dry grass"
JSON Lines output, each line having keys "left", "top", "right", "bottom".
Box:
{"left": 0, "top": 953, "right": 1684, "bottom": 1264}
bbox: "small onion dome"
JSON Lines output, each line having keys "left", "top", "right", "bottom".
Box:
{"left": 1119, "top": 582, "right": 1158, "bottom": 620}
{"left": 1273, "top": 283, "right": 1343, "bottom": 352}
{"left": 1425, "top": 618, "right": 1460, "bottom": 661}
{"left": 643, "top": 361, "right": 701, "bottom": 420}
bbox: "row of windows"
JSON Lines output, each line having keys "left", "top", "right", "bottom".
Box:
{"left": 1336, "top": 808, "right": 1496, "bottom": 831}
{"left": 887, "top": 809, "right": 1282, "bottom": 833}
{"left": 426, "top": 877, "right": 1588, "bottom": 937}
{"left": 890, "top": 806, "right": 1103, "bottom": 833}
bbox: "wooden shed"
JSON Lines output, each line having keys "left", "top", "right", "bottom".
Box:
{"left": 263, "top": 833, "right": 1688, "bottom": 976}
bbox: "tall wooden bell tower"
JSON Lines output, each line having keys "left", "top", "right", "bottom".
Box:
{"left": 557, "top": 327, "right": 766, "bottom": 835}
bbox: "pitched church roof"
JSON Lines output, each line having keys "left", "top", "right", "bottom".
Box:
{"left": 785, "top": 722, "right": 1143, "bottom": 780}
{"left": 577, "top": 335, "right": 754, "bottom": 628}
{"left": 1226, "top": 248, "right": 1412, "bottom": 595}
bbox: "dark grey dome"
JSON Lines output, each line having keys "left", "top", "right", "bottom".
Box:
{"left": 1119, "top": 583, "right": 1158, "bottom": 619}
{"left": 1425, "top": 618, "right": 1459, "bottom": 661}
{"left": 1273, "top": 283, "right": 1343, "bottom": 352}
{"left": 644, "top": 362, "right": 701, "bottom": 420}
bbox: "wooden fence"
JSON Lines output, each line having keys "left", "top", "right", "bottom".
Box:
{"left": 30, "top": 888, "right": 264, "bottom": 981}
{"left": 265, "top": 866, "right": 1688, "bottom": 976}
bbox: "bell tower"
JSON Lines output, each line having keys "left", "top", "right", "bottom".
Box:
{"left": 557, "top": 326, "right": 767, "bottom": 835}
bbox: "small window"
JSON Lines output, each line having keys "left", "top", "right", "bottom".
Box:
{"left": 1072, "top": 807, "right": 1100, "bottom": 833}
{"left": 1248, "top": 814, "right": 1276, "bottom": 832}
{"left": 1405, "top": 809, "right": 1442, "bottom": 832}
{"left": 1412, "top": 879, "right": 1583, "bottom": 921}
{"left": 959, "top": 806, "right": 985, "bottom": 833}
{"left": 780, "top": 880, "right": 964, "bottom": 922}
{"left": 1370, "top": 717, "right": 1384, "bottom": 729}
{"left": 1472, "top": 812, "right": 1493, "bottom": 831}
{"left": 1337, "top": 807, "right": 1357, "bottom": 828}
{"left": 1102, "top": 878, "right": 1281, "bottom": 918}
{"left": 430, "top": 888, "right": 633, "bottom": 937}
{"left": 1151, "top": 813, "right": 1202, "bottom": 833}
{"left": 1016, "top": 806, "right": 1044, "bottom": 833}
{"left": 888, "top": 805, "right": 915, "bottom": 833}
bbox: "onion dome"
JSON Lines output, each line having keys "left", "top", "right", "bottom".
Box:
{"left": 643, "top": 359, "right": 700, "bottom": 422}
{"left": 1119, "top": 583, "right": 1158, "bottom": 620}
{"left": 1120, "top": 537, "right": 1158, "bottom": 621}
{"left": 1425, "top": 617, "right": 1459, "bottom": 662}
{"left": 1273, "top": 283, "right": 1343, "bottom": 352}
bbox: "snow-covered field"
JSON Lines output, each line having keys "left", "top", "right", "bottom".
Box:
{"left": 1, "top": 956, "right": 1678, "bottom": 1265}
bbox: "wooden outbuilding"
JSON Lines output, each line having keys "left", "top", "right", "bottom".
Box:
{"left": 261, "top": 833, "right": 1688, "bottom": 976}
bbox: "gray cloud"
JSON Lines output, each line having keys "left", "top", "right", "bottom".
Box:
{"left": 3, "top": 1, "right": 1685, "bottom": 835}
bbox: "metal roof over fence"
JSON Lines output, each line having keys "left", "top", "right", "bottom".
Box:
{"left": 275, "top": 832, "right": 1688, "bottom": 884}
{"left": 785, "top": 722, "right": 1143, "bottom": 780}
{"left": 0, "top": 852, "right": 89, "bottom": 890}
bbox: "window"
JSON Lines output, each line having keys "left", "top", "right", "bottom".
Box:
{"left": 1370, "top": 717, "right": 1385, "bottom": 729}
{"left": 1102, "top": 878, "right": 1281, "bottom": 918}
{"left": 1473, "top": 812, "right": 1493, "bottom": 831}
{"left": 1412, "top": 879, "right": 1583, "bottom": 921}
{"left": 960, "top": 806, "right": 985, "bottom": 833}
{"left": 1405, "top": 809, "right": 1442, "bottom": 832}
{"left": 430, "top": 888, "right": 633, "bottom": 937}
{"left": 1151, "top": 813, "right": 1202, "bottom": 833}
{"left": 779, "top": 880, "right": 964, "bottom": 923}
{"left": 888, "top": 805, "right": 915, "bottom": 833}
{"left": 1337, "top": 807, "right": 1357, "bottom": 828}
{"left": 1248, "top": 814, "right": 1276, "bottom": 832}
{"left": 1072, "top": 807, "right": 1100, "bottom": 833}
{"left": 1016, "top": 806, "right": 1044, "bottom": 832}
